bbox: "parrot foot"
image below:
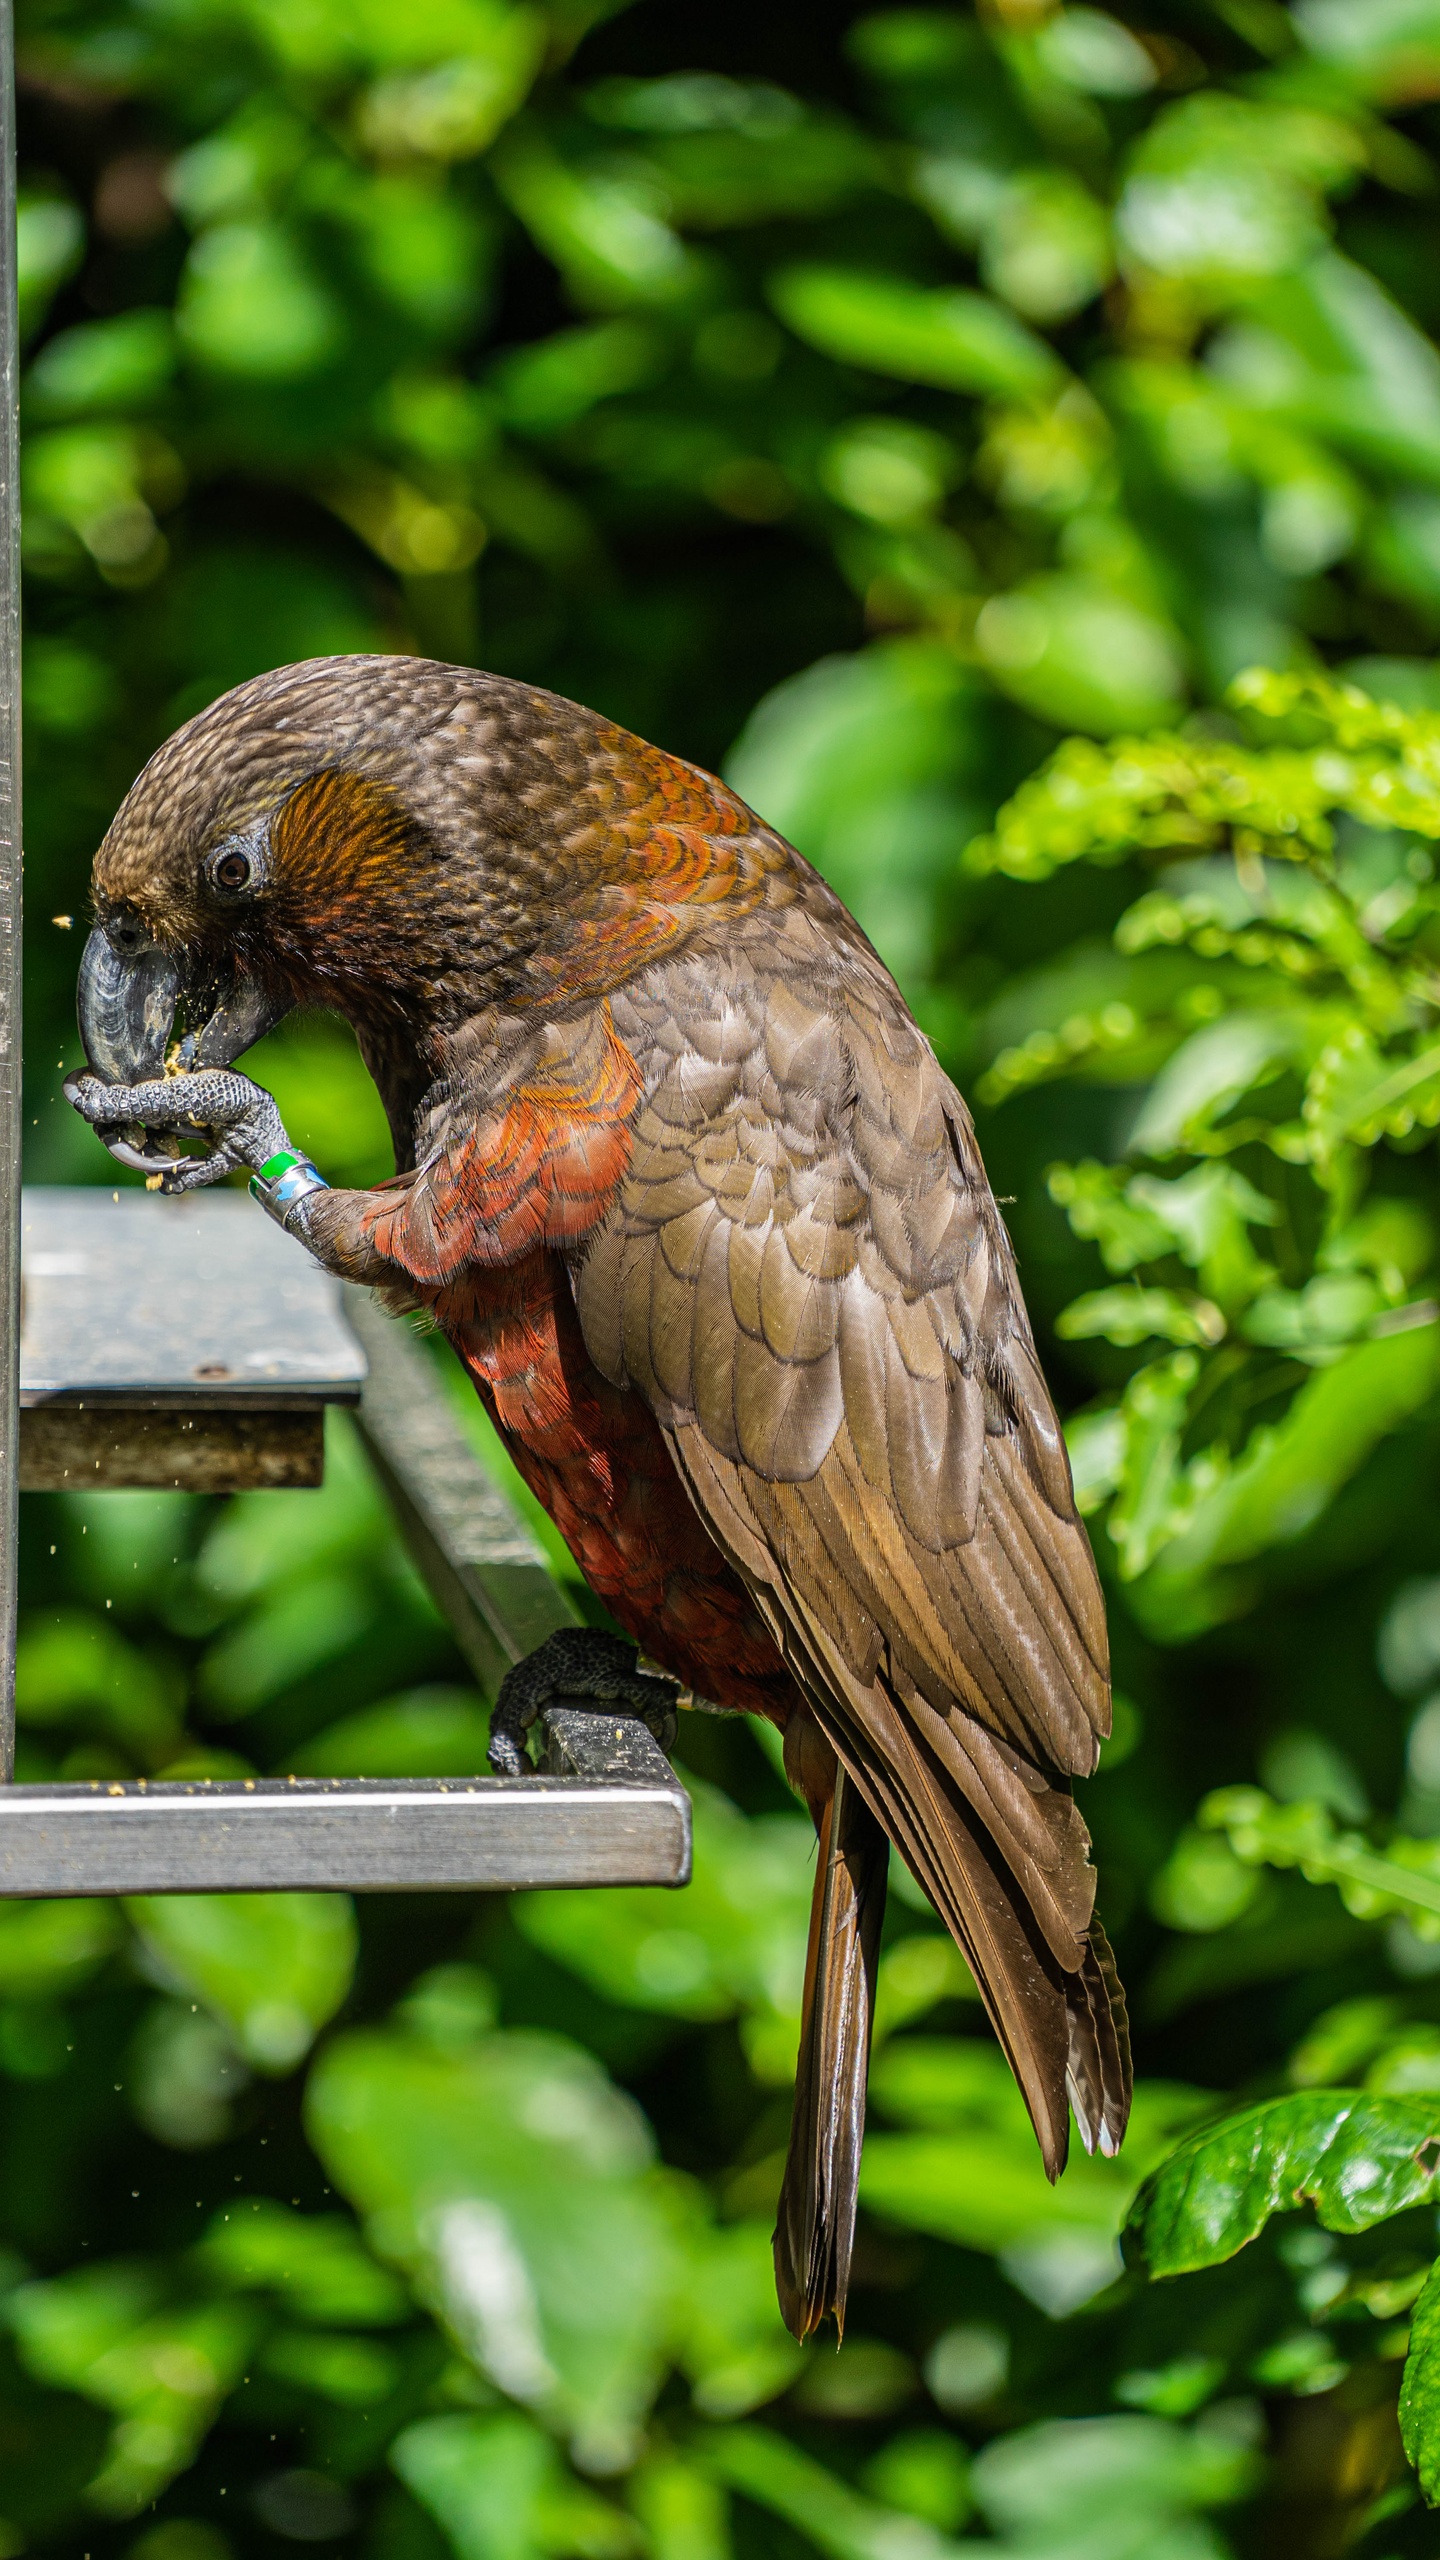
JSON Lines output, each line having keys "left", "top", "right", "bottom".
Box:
{"left": 488, "top": 1629, "right": 680, "bottom": 1776}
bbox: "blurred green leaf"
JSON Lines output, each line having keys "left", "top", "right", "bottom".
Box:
{"left": 9, "top": 2266, "right": 258, "bottom": 2516}
{"left": 0, "top": 1899, "right": 119, "bottom": 2001}
{"left": 194, "top": 2197, "right": 410, "bottom": 2324}
{"left": 515, "top": 1781, "right": 810, "bottom": 2028}
{"left": 769, "top": 267, "right": 1062, "bottom": 400}
{"left": 307, "top": 2018, "right": 678, "bottom": 2469}
{"left": 1132, "top": 1325, "right": 1440, "bottom": 1631}
{"left": 981, "top": 171, "right": 1112, "bottom": 325}
{"left": 975, "top": 578, "right": 1185, "bottom": 737}
{"left": 971, "top": 2413, "right": 1256, "bottom": 2557}
{"left": 1199, "top": 1784, "right": 1440, "bottom": 1934}
{"left": 1295, "top": 0, "right": 1440, "bottom": 100}
{"left": 492, "top": 319, "right": 665, "bottom": 432}
{"left": 126, "top": 1893, "right": 357, "bottom": 2071}
{"left": 15, "top": 1610, "right": 182, "bottom": 1768}
{"left": 861, "top": 2432, "right": 971, "bottom": 2533}
{"left": 861, "top": 2041, "right": 1210, "bottom": 2303}
{"left": 726, "top": 640, "right": 982, "bottom": 988}
{"left": 393, "top": 2409, "right": 638, "bottom": 2560}
{"left": 288, "top": 1686, "right": 492, "bottom": 1775}
{"left": 672, "top": 2218, "right": 804, "bottom": 2418}
{"left": 358, "top": 6, "right": 546, "bottom": 160}
{"left": 27, "top": 312, "right": 175, "bottom": 418}
{"left": 178, "top": 223, "right": 343, "bottom": 379}
{"left": 1056, "top": 1287, "right": 1226, "bottom": 1350}
{"left": 1117, "top": 96, "right": 1356, "bottom": 292}
{"left": 491, "top": 132, "right": 695, "bottom": 308}
{"left": 703, "top": 2425, "right": 963, "bottom": 2560}
{"left": 127, "top": 2000, "right": 251, "bottom": 2150}
{"left": 629, "top": 2451, "right": 731, "bottom": 2560}
{"left": 16, "top": 194, "right": 84, "bottom": 339}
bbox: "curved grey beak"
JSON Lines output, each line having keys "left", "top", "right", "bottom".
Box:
{"left": 77, "top": 922, "right": 180, "bottom": 1083}
{"left": 77, "top": 920, "right": 292, "bottom": 1084}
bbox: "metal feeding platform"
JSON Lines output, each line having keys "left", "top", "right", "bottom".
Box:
{"left": 7, "top": 1190, "right": 692, "bottom": 1896}
{"left": 0, "top": 15, "right": 690, "bottom": 1902}
{"left": 20, "top": 1187, "right": 365, "bottom": 1492}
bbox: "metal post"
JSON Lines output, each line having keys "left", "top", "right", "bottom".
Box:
{"left": 0, "top": 0, "right": 20, "bottom": 1782}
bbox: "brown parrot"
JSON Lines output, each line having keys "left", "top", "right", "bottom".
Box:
{"left": 66, "top": 654, "right": 1130, "bottom": 2340}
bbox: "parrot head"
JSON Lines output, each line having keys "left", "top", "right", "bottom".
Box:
{"left": 77, "top": 651, "right": 722, "bottom": 1087}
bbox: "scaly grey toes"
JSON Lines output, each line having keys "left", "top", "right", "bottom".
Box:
{"left": 64, "top": 1066, "right": 294, "bottom": 1187}
{"left": 487, "top": 1629, "right": 681, "bottom": 1775}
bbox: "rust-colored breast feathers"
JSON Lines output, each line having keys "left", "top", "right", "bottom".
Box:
{"left": 360, "top": 1002, "right": 644, "bottom": 1284}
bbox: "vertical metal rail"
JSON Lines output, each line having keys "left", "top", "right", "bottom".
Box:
{"left": 0, "top": 0, "right": 19, "bottom": 1780}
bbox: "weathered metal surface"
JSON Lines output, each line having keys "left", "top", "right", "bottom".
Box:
{"left": 21, "top": 1187, "right": 366, "bottom": 1404}
{"left": 0, "top": 1707, "right": 690, "bottom": 1895}
{"left": 19, "top": 1403, "right": 325, "bottom": 1491}
{"left": 348, "top": 1288, "right": 580, "bottom": 1699}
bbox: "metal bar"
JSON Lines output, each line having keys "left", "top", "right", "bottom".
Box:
{"left": 348, "top": 1289, "right": 579, "bottom": 1699}
{"left": 19, "top": 1404, "right": 326, "bottom": 1492}
{"left": 0, "top": 0, "right": 18, "bottom": 1781}
{"left": 0, "top": 1706, "right": 691, "bottom": 1896}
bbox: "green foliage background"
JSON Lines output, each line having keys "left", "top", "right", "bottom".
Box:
{"left": 21, "top": 0, "right": 1440, "bottom": 2552}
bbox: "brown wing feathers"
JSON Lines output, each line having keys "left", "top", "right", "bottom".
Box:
{"left": 579, "top": 928, "right": 1131, "bottom": 2329}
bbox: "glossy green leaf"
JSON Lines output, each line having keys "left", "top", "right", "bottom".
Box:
{"left": 1400, "top": 2256, "right": 1440, "bottom": 2503}
{"left": 1125, "top": 2091, "right": 1440, "bottom": 2276}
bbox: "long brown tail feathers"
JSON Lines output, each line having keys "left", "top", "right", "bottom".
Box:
{"left": 773, "top": 1763, "right": 889, "bottom": 2342}
{"left": 773, "top": 1765, "right": 1132, "bottom": 2337}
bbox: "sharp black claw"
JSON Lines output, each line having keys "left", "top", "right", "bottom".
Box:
{"left": 487, "top": 1629, "right": 681, "bottom": 1774}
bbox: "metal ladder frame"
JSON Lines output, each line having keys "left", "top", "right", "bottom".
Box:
{"left": 0, "top": 3, "right": 691, "bottom": 1897}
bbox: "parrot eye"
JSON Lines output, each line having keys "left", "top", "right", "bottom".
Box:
{"left": 205, "top": 838, "right": 263, "bottom": 898}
